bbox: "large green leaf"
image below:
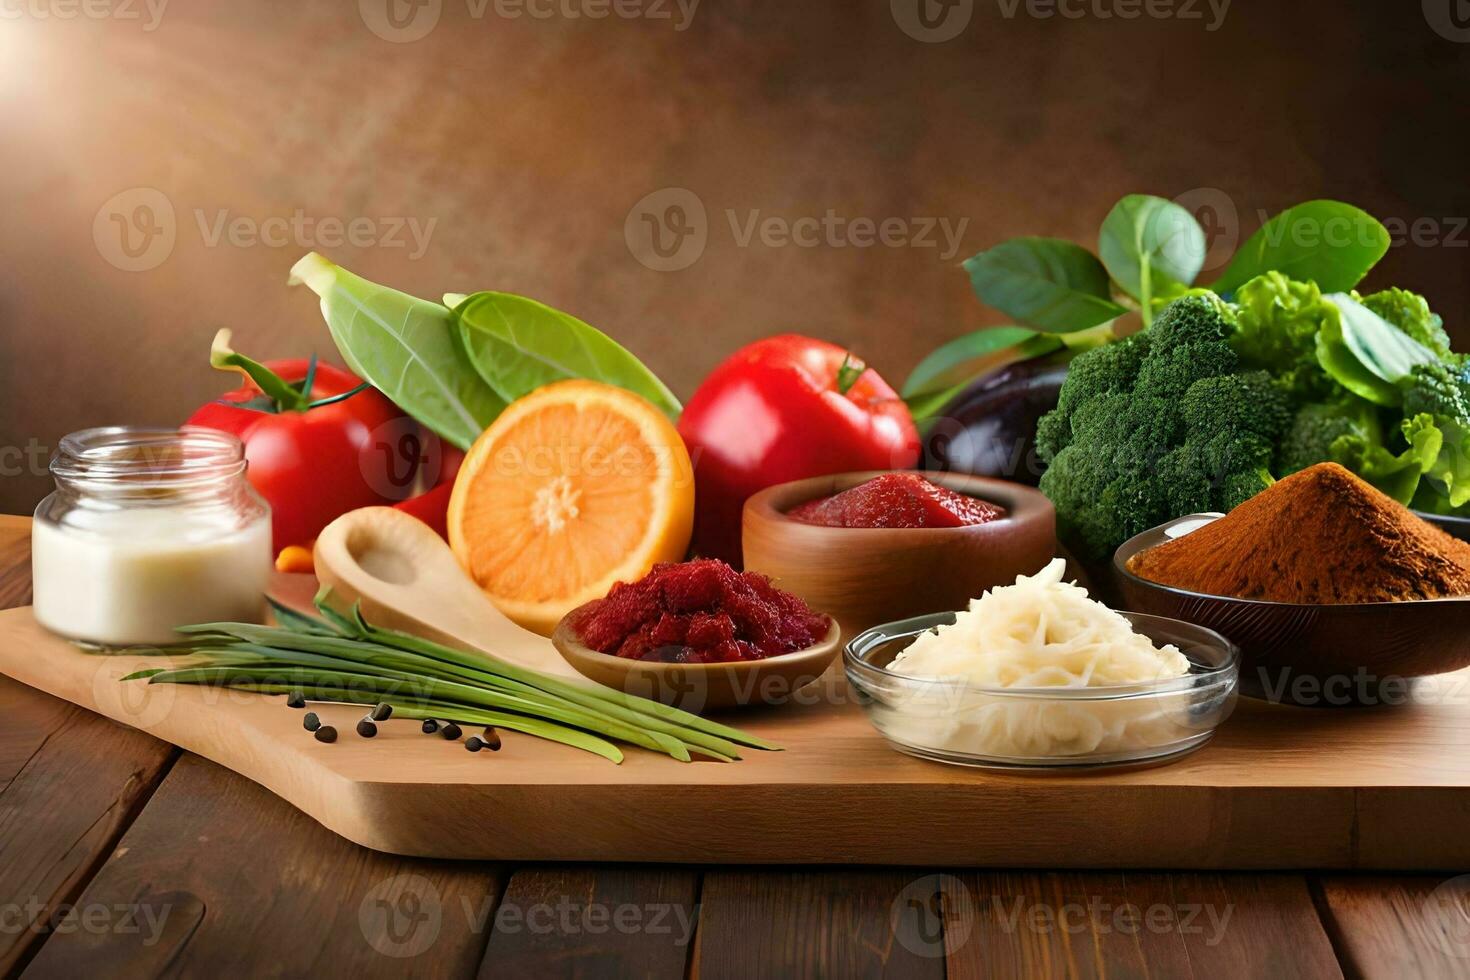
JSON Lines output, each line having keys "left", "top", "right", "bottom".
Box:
{"left": 289, "top": 253, "right": 505, "bottom": 450}
{"left": 901, "top": 326, "right": 1055, "bottom": 398}
{"left": 452, "top": 292, "right": 681, "bottom": 420}
{"left": 963, "top": 238, "right": 1126, "bottom": 333}
{"left": 1212, "top": 200, "right": 1390, "bottom": 295}
{"left": 1097, "top": 195, "right": 1206, "bottom": 304}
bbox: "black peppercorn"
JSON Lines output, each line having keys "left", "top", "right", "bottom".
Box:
{"left": 357, "top": 718, "right": 378, "bottom": 739}
{"left": 421, "top": 719, "right": 440, "bottom": 734}
{"left": 315, "top": 726, "right": 337, "bottom": 743}
{"left": 286, "top": 692, "right": 306, "bottom": 709}
{"left": 303, "top": 712, "right": 321, "bottom": 732}
{"left": 481, "top": 728, "right": 502, "bottom": 751}
{"left": 371, "top": 703, "right": 393, "bottom": 722}
{"left": 465, "top": 736, "right": 484, "bottom": 752}
{"left": 441, "top": 722, "right": 462, "bottom": 741}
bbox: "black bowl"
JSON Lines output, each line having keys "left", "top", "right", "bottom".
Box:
{"left": 1112, "top": 514, "right": 1470, "bottom": 706}
{"left": 1418, "top": 510, "right": 1470, "bottom": 543}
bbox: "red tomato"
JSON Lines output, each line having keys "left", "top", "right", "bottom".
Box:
{"left": 188, "top": 359, "right": 428, "bottom": 551}
{"left": 677, "top": 334, "right": 921, "bottom": 565}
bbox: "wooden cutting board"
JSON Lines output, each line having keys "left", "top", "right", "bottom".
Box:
{"left": 2, "top": 605, "right": 1469, "bottom": 869}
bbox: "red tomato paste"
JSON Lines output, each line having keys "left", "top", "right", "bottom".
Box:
{"left": 786, "top": 473, "right": 1005, "bottom": 529}
{"left": 572, "top": 560, "right": 831, "bottom": 664}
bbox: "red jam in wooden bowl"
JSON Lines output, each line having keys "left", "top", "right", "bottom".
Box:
{"left": 786, "top": 473, "right": 1005, "bottom": 529}
{"left": 571, "top": 559, "right": 831, "bottom": 664}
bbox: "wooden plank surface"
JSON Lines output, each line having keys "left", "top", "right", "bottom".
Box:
{"left": 695, "top": 870, "right": 946, "bottom": 979}
{"left": 1, "top": 512, "right": 1466, "bottom": 977}
{"left": 0, "top": 518, "right": 179, "bottom": 975}
{"left": 944, "top": 871, "right": 1343, "bottom": 979}
{"left": 1314, "top": 875, "right": 1470, "bottom": 979}
{"left": 477, "top": 867, "right": 699, "bottom": 979}
{"left": 4, "top": 590, "right": 1470, "bottom": 866}
{"left": 21, "top": 754, "right": 504, "bottom": 978}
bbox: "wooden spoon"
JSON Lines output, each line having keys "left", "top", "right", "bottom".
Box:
{"left": 312, "top": 507, "right": 581, "bottom": 678}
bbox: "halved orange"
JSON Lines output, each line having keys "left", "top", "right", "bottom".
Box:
{"left": 447, "top": 380, "right": 695, "bottom": 635}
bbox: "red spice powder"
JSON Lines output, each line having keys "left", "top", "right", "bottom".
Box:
{"left": 1127, "top": 463, "right": 1470, "bottom": 603}
{"left": 572, "top": 559, "right": 831, "bottom": 663}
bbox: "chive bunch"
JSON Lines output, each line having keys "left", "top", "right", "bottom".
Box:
{"left": 121, "top": 594, "right": 776, "bottom": 764}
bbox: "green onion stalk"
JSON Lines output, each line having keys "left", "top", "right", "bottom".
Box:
{"left": 121, "top": 594, "right": 778, "bottom": 764}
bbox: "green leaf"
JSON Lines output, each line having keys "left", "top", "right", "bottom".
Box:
{"left": 1325, "top": 293, "right": 1437, "bottom": 388}
{"left": 1330, "top": 413, "right": 1442, "bottom": 505}
{"left": 1212, "top": 200, "right": 1390, "bottom": 295}
{"left": 902, "top": 326, "right": 1042, "bottom": 397}
{"left": 963, "top": 238, "right": 1126, "bottom": 333}
{"left": 905, "top": 382, "right": 969, "bottom": 429}
{"left": 289, "top": 253, "right": 504, "bottom": 450}
{"left": 1097, "top": 195, "right": 1206, "bottom": 307}
{"left": 452, "top": 292, "right": 681, "bottom": 420}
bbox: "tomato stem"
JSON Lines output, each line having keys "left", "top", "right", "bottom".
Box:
{"left": 305, "top": 382, "right": 373, "bottom": 410}
{"left": 835, "top": 353, "right": 867, "bottom": 396}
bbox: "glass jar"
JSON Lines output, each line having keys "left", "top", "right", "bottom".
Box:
{"left": 33, "top": 427, "right": 272, "bottom": 646}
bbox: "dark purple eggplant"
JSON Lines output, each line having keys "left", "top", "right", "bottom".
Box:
{"left": 919, "top": 355, "right": 1070, "bottom": 486}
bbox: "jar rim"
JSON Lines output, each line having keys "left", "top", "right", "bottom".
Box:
{"left": 52, "top": 426, "right": 247, "bottom": 488}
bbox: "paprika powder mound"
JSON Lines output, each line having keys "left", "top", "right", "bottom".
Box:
{"left": 1126, "top": 463, "right": 1470, "bottom": 603}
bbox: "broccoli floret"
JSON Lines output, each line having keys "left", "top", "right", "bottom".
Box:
{"left": 1231, "top": 272, "right": 1338, "bottom": 400}
{"left": 1401, "top": 361, "right": 1470, "bottom": 422}
{"left": 1361, "top": 288, "right": 1453, "bottom": 361}
{"left": 1036, "top": 295, "right": 1291, "bottom": 559}
{"left": 1276, "top": 399, "right": 1378, "bottom": 476}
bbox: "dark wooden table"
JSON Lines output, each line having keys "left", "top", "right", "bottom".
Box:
{"left": 0, "top": 518, "right": 1464, "bottom": 978}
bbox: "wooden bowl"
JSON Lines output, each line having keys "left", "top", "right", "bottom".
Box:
{"left": 1114, "top": 514, "right": 1470, "bottom": 704}
{"left": 741, "top": 471, "right": 1056, "bottom": 635}
{"left": 550, "top": 607, "right": 843, "bottom": 713}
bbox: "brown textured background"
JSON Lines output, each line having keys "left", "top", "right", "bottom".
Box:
{"left": 2, "top": 0, "right": 1469, "bottom": 513}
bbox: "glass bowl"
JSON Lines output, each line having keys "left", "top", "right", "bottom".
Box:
{"left": 844, "top": 611, "right": 1239, "bottom": 770}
